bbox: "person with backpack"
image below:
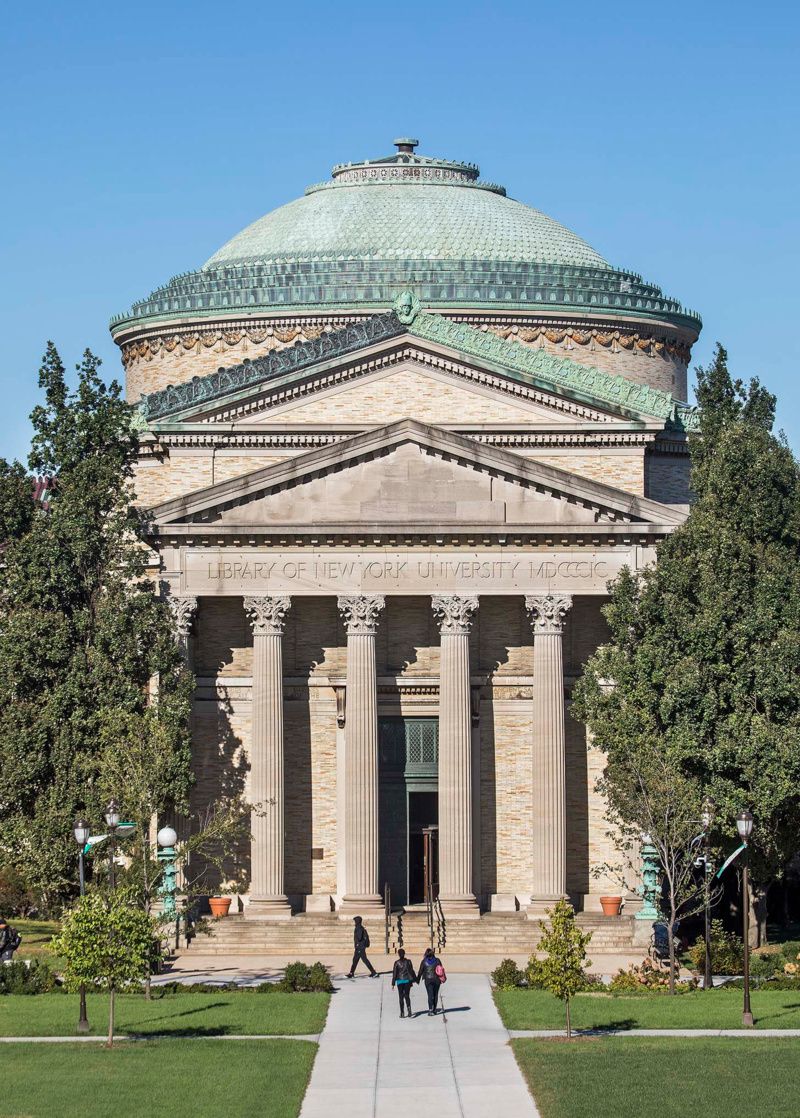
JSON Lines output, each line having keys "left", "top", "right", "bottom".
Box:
{"left": 347, "top": 915, "right": 378, "bottom": 978}
{"left": 0, "top": 918, "right": 21, "bottom": 963}
{"left": 417, "top": 946, "right": 446, "bottom": 1015}
{"left": 391, "top": 948, "right": 417, "bottom": 1018}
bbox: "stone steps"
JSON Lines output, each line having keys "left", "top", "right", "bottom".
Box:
{"left": 191, "top": 912, "right": 639, "bottom": 956}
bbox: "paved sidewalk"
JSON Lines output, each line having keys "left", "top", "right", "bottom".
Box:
{"left": 300, "top": 972, "right": 538, "bottom": 1118}
{"left": 157, "top": 951, "right": 645, "bottom": 984}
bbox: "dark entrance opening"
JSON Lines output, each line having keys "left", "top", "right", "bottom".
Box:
{"left": 408, "top": 794, "right": 438, "bottom": 904}
{"left": 378, "top": 717, "right": 438, "bottom": 907}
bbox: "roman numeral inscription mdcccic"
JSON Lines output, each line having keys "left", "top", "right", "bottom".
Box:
{"left": 182, "top": 548, "right": 644, "bottom": 596}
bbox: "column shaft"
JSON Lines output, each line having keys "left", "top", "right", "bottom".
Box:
{"left": 432, "top": 595, "right": 479, "bottom": 915}
{"left": 245, "top": 596, "right": 291, "bottom": 917}
{"left": 338, "top": 595, "right": 385, "bottom": 912}
{"left": 526, "top": 594, "right": 572, "bottom": 909}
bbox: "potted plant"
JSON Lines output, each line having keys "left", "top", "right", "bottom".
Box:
{"left": 599, "top": 895, "right": 624, "bottom": 916}
{"left": 592, "top": 852, "right": 634, "bottom": 917}
{"left": 209, "top": 873, "right": 247, "bottom": 918}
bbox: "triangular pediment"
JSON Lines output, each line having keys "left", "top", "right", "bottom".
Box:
{"left": 149, "top": 419, "right": 685, "bottom": 535}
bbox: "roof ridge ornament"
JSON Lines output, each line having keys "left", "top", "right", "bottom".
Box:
{"left": 393, "top": 290, "right": 420, "bottom": 325}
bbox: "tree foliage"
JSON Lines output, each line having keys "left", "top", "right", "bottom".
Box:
{"left": 535, "top": 900, "right": 592, "bottom": 1038}
{"left": 0, "top": 344, "right": 192, "bottom": 911}
{"left": 574, "top": 344, "right": 800, "bottom": 942}
{"left": 53, "top": 889, "right": 156, "bottom": 1045}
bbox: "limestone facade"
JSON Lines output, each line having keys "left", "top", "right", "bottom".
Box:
{"left": 115, "top": 140, "right": 699, "bottom": 924}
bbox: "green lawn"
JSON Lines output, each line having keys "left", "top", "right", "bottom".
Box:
{"left": 0, "top": 1039, "right": 316, "bottom": 1118}
{"left": 14, "top": 918, "right": 61, "bottom": 963}
{"left": 495, "top": 987, "right": 800, "bottom": 1030}
{"left": 512, "top": 1037, "right": 800, "bottom": 1118}
{"left": 0, "top": 990, "right": 329, "bottom": 1037}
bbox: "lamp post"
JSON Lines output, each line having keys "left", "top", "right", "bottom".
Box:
{"left": 635, "top": 833, "right": 660, "bottom": 923}
{"left": 72, "top": 818, "right": 91, "bottom": 1035}
{"left": 701, "top": 797, "right": 717, "bottom": 991}
{"left": 736, "top": 810, "right": 754, "bottom": 1027}
{"left": 157, "top": 826, "right": 179, "bottom": 946}
{"left": 104, "top": 800, "right": 121, "bottom": 890}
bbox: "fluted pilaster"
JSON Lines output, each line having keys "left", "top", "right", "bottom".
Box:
{"left": 432, "top": 594, "right": 479, "bottom": 915}
{"left": 525, "top": 593, "right": 572, "bottom": 910}
{"left": 338, "top": 594, "right": 385, "bottom": 912}
{"left": 244, "top": 595, "right": 292, "bottom": 916}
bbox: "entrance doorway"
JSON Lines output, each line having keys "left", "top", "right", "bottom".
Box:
{"left": 378, "top": 717, "right": 438, "bottom": 907}
{"left": 408, "top": 795, "right": 438, "bottom": 904}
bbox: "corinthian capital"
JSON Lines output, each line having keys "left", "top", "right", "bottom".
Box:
{"left": 525, "top": 593, "right": 573, "bottom": 635}
{"left": 244, "top": 595, "right": 291, "bottom": 636}
{"left": 431, "top": 594, "right": 479, "bottom": 635}
{"left": 166, "top": 595, "right": 198, "bottom": 640}
{"left": 337, "top": 594, "right": 385, "bottom": 635}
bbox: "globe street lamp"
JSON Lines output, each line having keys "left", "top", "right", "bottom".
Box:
{"left": 156, "top": 826, "right": 179, "bottom": 924}
{"left": 701, "top": 796, "right": 717, "bottom": 991}
{"left": 736, "top": 810, "right": 755, "bottom": 1027}
{"left": 72, "top": 818, "right": 91, "bottom": 1035}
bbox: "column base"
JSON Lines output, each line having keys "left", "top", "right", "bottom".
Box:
{"left": 337, "top": 894, "right": 383, "bottom": 916}
{"left": 526, "top": 894, "right": 568, "bottom": 917}
{"left": 247, "top": 896, "right": 293, "bottom": 920}
{"left": 438, "top": 893, "right": 480, "bottom": 919}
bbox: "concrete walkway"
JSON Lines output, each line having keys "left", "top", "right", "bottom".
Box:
{"left": 300, "top": 972, "right": 538, "bottom": 1118}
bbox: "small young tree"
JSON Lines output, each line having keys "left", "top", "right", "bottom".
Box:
{"left": 535, "top": 900, "right": 592, "bottom": 1039}
{"left": 53, "top": 890, "right": 155, "bottom": 1046}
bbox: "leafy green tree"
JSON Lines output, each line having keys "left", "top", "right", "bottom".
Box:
{"left": 535, "top": 900, "right": 592, "bottom": 1038}
{"left": 53, "top": 889, "right": 156, "bottom": 1045}
{"left": 0, "top": 344, "right": 192, "bottom": 910}
{"left": 574, "top": 344, "right": 800, "bottom": 945}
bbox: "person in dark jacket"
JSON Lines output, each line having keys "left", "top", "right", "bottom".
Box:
{"left": 417, "top": 946, "right": 443, "bottom": 1015}
{"left": 347, "top": 915, "right": 377, "bottom": 978}
{"left": 391, "top": 948, "right": 417, "bottom": 1017}
{"left": 0, "top": 918, "right": 21, "bottom": 963}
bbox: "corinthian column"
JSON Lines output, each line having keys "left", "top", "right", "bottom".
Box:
{"left": 244, "top": 595, "right": 292, "bottom": 917}
{"left": 167, "top": 595, "right": 198, "bottom": 663}
{"left": 525, "top": 593, "right": 572, "bottom": 911}
{"left": 337, "top": 594, "right": 385, "bottom": 913}
{"left": 432, "top": 594, "right": 479, "bottom": 916}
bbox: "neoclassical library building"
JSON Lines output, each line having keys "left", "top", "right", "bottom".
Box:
{"left": 112, "top": 139, "right": 700, "bottom": 939}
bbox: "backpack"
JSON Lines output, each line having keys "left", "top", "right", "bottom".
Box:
{"left": 362, "top": 929, "right": 370, "bottom": 949}
{"left": 435, "top": 962, "right": 447, "bottom": 984}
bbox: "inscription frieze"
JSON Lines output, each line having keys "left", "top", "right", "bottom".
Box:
{"left": 181, "top": 548, "right": 644, "bottom": 596}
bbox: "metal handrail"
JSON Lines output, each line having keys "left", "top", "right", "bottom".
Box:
{"left": 384, "top": 882, "right": 391, "bottom": 954}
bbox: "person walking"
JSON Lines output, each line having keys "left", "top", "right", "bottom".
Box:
{"left": 391, "top": 948, "right": 417, "bottom": 1017}
{"left": 347, "top": 915, "right": 378, "bottom": 978}
{"left": 417, "top": 946, "right": 446, "bottom": 1015}
{"left": 0, "top": 918, "right": 21, "bottom": 963}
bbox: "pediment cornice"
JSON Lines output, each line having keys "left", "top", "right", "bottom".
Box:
{"left": 148, "top": 417, "right": 686, "bottom": 535}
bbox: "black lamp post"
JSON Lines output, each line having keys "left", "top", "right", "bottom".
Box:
{"left": 72, "top": 818, "right": 91, "bottom": 1035}
{"left": 104, "top": 800, "right": 120, "bottom": 890}
{"left": 700, "top": 796, "right": 716, "bottom": 991}
{"left": 736, "top": 810, "right": 754, "bottom": 1028}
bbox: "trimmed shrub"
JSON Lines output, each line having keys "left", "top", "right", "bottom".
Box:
{"left": 491, "top": 958, "right": 525, "bottom": 989}
{"left": 307, "top": 962, "right": 334, "bottom": 992}
{"left": 609, "top": 959, "right": 697, "bottom": 994}
{"left": 273, "top": 961, "right": 334, "bottom": 992}
{"left": 0, "top": 959, "right": 57, "bottom": 994}
{"left": 778, "top": 940, "right": 800, "bottom": 963}
{"left": 686, "top": 920, "right": 743, "bottom": 975}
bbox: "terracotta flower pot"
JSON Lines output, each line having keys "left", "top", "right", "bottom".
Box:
{"left": 209, "top": 896, "right": 232, "bottom": 918}
{"left": 599, "top": 896, "right": 623, "bottom": 916}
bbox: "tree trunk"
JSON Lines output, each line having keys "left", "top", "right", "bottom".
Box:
{"left": 107, "top": 987, "right": 115, "bottom": 1048}
{"left": 667, "top": 899, "right": 677, "bottom": 995}
{"left": 144, "top": 975, "right": 152, "bottom": 1000}
{"left": 565, "top": 997, "right": 571, "bottom": 1040}
{"left": 748, "top": 880, "right": 770, "bottom": 947}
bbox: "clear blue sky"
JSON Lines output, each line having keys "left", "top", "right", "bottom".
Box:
{"left": 2, "top": 0, "right": 798, "bottom": 460}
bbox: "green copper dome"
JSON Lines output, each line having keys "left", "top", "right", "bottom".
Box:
{"left": 111, "top": 141, "right": 700, "bottom": 332}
